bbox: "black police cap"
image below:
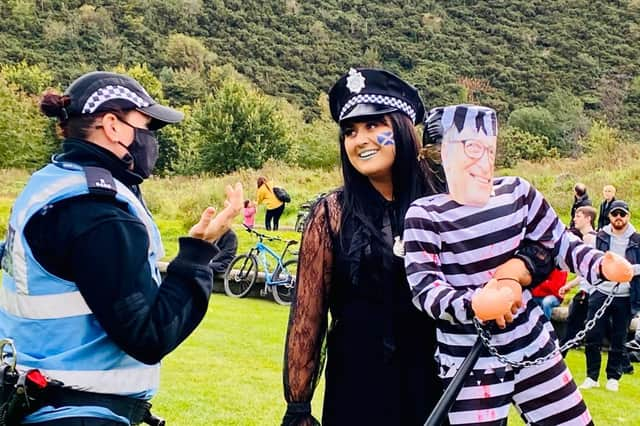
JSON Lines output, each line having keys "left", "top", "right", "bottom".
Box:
{"left": 328, "top": 68, "right": 425, "bottom": 125}
{"left": 63, "top": 71, "right": 183, "bottom": 130}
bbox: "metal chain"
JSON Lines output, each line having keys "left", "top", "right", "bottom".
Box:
{"left": 473, "top": 284, "right": 620, "bottom": 368}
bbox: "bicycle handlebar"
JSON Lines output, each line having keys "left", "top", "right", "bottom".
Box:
{"left": 242, "top": 224, "right": 297, "bottom": 246}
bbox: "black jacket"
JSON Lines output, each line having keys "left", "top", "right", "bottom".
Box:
{"left": 210, "top": 229, "right": 238, "bottom": 274}
{"left": 24, "top": 138, "right": 218, "bottom": 364}
{"left": 595, "top": 229, "right": 640, "bottom": 314}
{"left": 569, "top": 193, "right": 592, "bottom": 228}
{"left": 598, "top": 198, "right": 616, "bottom": 230}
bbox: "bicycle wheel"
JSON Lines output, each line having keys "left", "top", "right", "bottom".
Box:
{"left": 271, "top": 259, "right": 298, "bottom": 306}
{"left": 224, "top": 254, "right": 258, "bottom": 298}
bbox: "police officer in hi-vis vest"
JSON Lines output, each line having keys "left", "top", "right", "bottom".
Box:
{"left": 0, "top": 71, "right": 243, "bottom": 425}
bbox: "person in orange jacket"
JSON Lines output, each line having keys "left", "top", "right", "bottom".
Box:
{"left": 256, "top": 176, "right": 284, "bottom": 231}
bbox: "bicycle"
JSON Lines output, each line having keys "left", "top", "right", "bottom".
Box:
{"left": 223, "top": 225, "right": 298, "bottom": 305}
{"left": 294, "top": 192, "right": 327, "bottom": 232}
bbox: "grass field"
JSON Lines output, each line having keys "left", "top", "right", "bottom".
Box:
{"left": 153, "top": 293, "right": 640, "bottom": 425}
{"left": 3, "top": 143, "right": 640, "bottom": 424}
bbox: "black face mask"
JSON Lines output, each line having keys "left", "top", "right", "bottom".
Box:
{"left": 117, "top": 122, "right": 159, "bottom": 179}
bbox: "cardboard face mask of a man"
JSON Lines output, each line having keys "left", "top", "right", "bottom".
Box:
{"left": 439, "top": 105, "right": 498, "bottom": 206}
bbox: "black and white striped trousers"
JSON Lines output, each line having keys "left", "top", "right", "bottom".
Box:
{"left": 444, "top": 353, "right": 593, "bottom": 425}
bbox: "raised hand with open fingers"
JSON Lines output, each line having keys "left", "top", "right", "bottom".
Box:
{"left": 189, "top": 182, "right": 244, "bottom": 243}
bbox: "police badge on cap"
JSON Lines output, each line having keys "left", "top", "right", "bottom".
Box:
{"left": 328, "top": 68, "right": 425, "bottom": 125}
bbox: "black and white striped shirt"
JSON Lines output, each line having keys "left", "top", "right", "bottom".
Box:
{"left": 404, "top": 176, "right": 603, "bottom": 374}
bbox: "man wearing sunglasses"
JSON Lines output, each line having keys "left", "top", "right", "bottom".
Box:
{"left": 580, "top": 200, "right": 640, "bottom": 392}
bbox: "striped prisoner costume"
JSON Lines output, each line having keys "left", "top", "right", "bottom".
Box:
{"left": 404, "top": 176, "right": 600, "bottom": 425}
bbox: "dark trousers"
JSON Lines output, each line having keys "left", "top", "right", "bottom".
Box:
{"left": 265, "top": 203, "right": 285, "bottom": 231}
{"left": 561, "top": 290, "right": 589, "bottom": 357}
{"left": 585, "top": 291, "right": 631, "bottom": 381}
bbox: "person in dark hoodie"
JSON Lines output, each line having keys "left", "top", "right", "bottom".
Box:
{"left": 569, "top": 182, "right": 592, "bottom": 229}
{"left": 580, "top": 200, "right": 640, "bottom": 392}
{"left": 0, "top": 71, "right": 243, "bottom": 425}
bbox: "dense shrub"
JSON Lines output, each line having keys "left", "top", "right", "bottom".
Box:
{"left": 0, "top": 74, "right": 56, "bottom": 169}
{"left": 497, "top": 127, "right": 556, "bottom": 168}
{"left": 0, "top": 61, "right": 54, "bottom": 96}
{"left": 188, "top": 78, "right": 290, "bottom": 175}
{"left": 580, "top": 121, "right": 624, "bottom": 155}
{"left": 507, "top": 107, "right": 562, "bottom": 151}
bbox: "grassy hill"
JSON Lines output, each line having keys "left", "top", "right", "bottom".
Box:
{"left": 1, "top": 1, "right": 638, "bottom": 121}
{"left": 2, "top": 144, "right": 640, "bottom": 424}
{"left": 2, "top": 142, "right": 640, "bottom": 255}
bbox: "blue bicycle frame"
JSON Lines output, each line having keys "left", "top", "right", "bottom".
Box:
{"left": 254, "top": 241, "right": 289, "bottom": 286}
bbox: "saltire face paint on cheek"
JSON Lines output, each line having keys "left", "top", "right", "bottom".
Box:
{"left": 377, "top": 131, "right": 395, "bottom": 146}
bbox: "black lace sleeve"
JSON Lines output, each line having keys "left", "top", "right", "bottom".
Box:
{"left": 282, "top": 193, "right": 340, "bottom": 425}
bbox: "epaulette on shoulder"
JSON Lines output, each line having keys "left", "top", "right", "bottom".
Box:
{"left": 83, "top": 166, "right": 117, "bottom": 197}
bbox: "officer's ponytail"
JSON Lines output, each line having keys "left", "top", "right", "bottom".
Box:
{"left": 39, "top": 90, "right": 124, "bottom": 140}
{"left": 40, "top": 91, "right": 71, "bottom": 122}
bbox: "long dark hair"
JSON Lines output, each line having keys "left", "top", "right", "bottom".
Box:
{"left": 338, "top": 111, "right": 430, "bottom": 240}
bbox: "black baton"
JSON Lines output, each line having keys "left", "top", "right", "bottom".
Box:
{"left": 424, "top": 339, "right": 484, "bottom": 426}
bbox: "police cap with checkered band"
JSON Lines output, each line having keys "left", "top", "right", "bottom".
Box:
{"left": 328, "top": 68, "right": 425, "bottom": 125}
{"left": 63, "top": 71, "right": 184, "bottom": 130}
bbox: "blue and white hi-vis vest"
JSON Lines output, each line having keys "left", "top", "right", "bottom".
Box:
{"left": 0, "top": 160, "right": 164, "bottom": 423}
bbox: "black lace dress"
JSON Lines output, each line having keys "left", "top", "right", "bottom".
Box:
{"left": 283, "top": 189, "right": 440, "bottom": 425}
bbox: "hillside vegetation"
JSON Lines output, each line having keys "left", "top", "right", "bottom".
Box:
{"left": 2, "top": 142, "right": 640, "bottom": 260}
{"left": 2, "top": 1, "right": 639, "bottom": 117}
{"left": 0, "top": 1, "right": 639, "bottom": 175}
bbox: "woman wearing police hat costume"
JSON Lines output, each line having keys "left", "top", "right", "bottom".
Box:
{"left": 0, "top": 71, "right": 243, "bottom": 425}
{"left": 280, "top": 68, "right": 442, "bottom": 425}
{"left": 281, "top": 68, "right": 566, "bottom": 425}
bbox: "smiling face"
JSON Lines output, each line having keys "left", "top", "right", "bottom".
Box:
{"left": 441, "top": 127, "right": 496, "bottom": 206}
{"left": 342, "top": 116, "right": 396, "bottom": 182}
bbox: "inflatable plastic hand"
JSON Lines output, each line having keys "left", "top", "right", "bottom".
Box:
{"left": 493, "top": 257, "right": 532, "bottom": 287}
{"left": 472, "top": 279, "right": 523, "bottom": 327}
{"left": 601, "top": 251, "right": 633, "bottom": 283}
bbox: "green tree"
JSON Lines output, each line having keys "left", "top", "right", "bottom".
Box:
{"left": 155, "top": 106, "right": 195, "bottom": 176}
{"left": 160, "top": 67, "right": 208, "bottom": 105}
{"left": 280, "top": 93, "right": 339, "bottom": 170}
{"left": 0, "top": 74, "right": 57, "bottom": 169}
{"left": 622, "top": 76, "right": 640, "bottom": 133}
{"left": 544, "top": 88, "right": 589, "bottom": 155}
{"left": 164, "top": 34, "right": 216, "bottom": 72}
{"left": 112, "top": 63, "right": 165, "bottom": 101}
{"left": 507, "top": 106, "right": 564, "bottom": 154}
{"left": 188, "top": 78, "right": 290, "bottom": 174}
{"left": 0, "top": 61, "right": 54, "bottom": 95}
{"left": 580, "top": 120, "right": 624, "bottom": 156}
{"left": 497, "top": 127, "right": 556, "bottom": 168}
